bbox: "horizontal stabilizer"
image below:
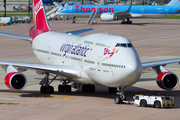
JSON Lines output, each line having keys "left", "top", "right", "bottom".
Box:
{"left": 67, "top": 28, "right": 94, "bottom": 35}
{"left": 0, "top": 32, "right": 32, "bottom": 41}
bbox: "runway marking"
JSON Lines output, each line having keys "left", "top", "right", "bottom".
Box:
{"left": 0, "top": 103, "right": 39, "bottom": 106}
{"left": 25, "top": 104, "right": 39, "bottom": 106}
{"left": 61, "top": 98, "right": 74, "bottom": 99}
{"left": 0, "top": 103, "right": 19, "bottom": 105}
{"left": 20, "top": 96, "right": 53, "bottom": 98}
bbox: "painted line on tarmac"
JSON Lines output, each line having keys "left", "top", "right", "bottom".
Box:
{"left": 19, "top": 96, "right": 74, "bottom": 99}
{"left": 20, "top": 96, "right": 53, "bottom": 98}
{"left": 0, "top": 103, "right": 38, "bottom": 106}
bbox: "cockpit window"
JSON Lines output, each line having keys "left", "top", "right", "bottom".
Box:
{"left": 115, "top": 43, "right": 133, "bottom": 48}
{"left": 61, "top": 8, "right": 65, "bottom": 11}
{"left": 127, "top": 43, "right": 133, "bottom": 47}
{"left": 121, "top": 44, "right": 127, "bottom": 47}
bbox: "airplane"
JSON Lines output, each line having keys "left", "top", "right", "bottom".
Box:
{"left": 56, "top": 0, "right": 180, "bottom": 24}
{"left": 0, "top": 0, "right": 180, "bottom": 104}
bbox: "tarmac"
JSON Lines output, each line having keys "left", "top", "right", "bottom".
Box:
{"left": 0, "top": 18, "right": 180, "bottom": 120}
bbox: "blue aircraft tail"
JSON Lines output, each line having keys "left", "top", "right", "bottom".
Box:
{"left": 166, "top": 0, "right": 180, "bottom": 6}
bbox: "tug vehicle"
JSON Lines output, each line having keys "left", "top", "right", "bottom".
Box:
{"left": 133, "top": 94, "right": 174, "bottom": 108}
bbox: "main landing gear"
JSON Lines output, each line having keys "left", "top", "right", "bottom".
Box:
{"left": 40, "top": 73, "right": 58, "bottom": 94}
{"left": 82, "top": 84, "right": 95, "bottom": 93}
{"left": 58, "top": 80, "right": 72, "bottom": 93}
{"left": 114, "top": 87, "right": 126, "bottom": 104}
{"left": 72, "top": 16, "right": 76, "bottom": 23}
{"left": 121, "top": 18, "right": 132, "bottom": 24}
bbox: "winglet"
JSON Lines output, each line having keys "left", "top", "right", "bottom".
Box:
{"left": 33, "top": 0, "right": 50, "bottom": 31}
{"left": 127, "top": 3, "right": 132, "bottom": 12}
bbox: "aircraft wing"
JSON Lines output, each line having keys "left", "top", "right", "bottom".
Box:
{"left": 142, "top": 59, "right": 180, "bottom": 69}
{"left": 114, "top": 3, "right": 132, "bottom": 18}
{"left": 66, "top": 28, "right": 94, "bottom": 35}
{"left": 0, "top": 61, "right": 77, "bottom": 78}
{"left": 0, "top": 32, "right": 32, "bottom": 41}
{"left": 0, "top": 28, "right": 94, "bottom": 41}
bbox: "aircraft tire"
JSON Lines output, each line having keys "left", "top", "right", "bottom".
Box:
{"left": 115, "top": 96, "right": 122, "bottom": 104}
{"left": 65, "top": 85, "right": 71, "bottom": 93}
{"left": 89, "top": 85, "right": 95, "bottom": 93}
{"left": 40, "top": 86, "right": 47, "bottom": 94}
{"left": 82, "top": 84, "right": 88, "bottom": 92}
{"left": 48, "top": 86, "right": 54, "bottom": 94}
{"left": 58, "top": 85, "right": 65, "bottom": 93}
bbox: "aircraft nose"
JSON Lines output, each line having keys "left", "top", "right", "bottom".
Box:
{"left": 125, "top": 58, "right": 142, "bottom": 83}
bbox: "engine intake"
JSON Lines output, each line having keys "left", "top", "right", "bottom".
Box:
{"left": 157, "top": 72, "right": 179, "bottom": 90}
{"left": 5, "top": 72, "right": 27, "bottom": 90}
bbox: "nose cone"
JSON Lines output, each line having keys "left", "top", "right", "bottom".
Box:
{"left": 124, "top": 50, "right": 142, "bottom": 86}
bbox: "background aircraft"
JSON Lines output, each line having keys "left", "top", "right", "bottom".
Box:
{"left": 0, "top": 0, "right": 180, "bottom": 104}
{"left": 57, "top": 0, "right": 180, "bottom": 24}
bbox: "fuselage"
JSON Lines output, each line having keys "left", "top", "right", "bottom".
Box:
{"left": 31, "top": 30, "right": 142, "bottom": 88}
{"left": 57, "top": 5, "right": 180, "bottom": 18}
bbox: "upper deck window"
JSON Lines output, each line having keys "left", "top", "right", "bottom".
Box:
{"left": 115, "top": 43, "right": 133, "bottom": 48}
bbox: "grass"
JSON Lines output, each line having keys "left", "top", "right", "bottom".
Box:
{"left": 0, "top": 14, "right": 29, "bottom": 17}
{"left": 0, "top": 11, "right": 29, "bottom": 13}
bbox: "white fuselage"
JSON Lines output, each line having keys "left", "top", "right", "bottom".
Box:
{"left": 32, "top": 31, "right": 142, "bottom": 88}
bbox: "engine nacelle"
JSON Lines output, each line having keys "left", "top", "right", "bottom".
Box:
{"left": 100, "top": 13, "right": 118, "bottom": 21}
{"left": 157, "top": 72, "right": 179, "bottom": 90}
{"left": 5, "top": 72, "right": 27, "bottom": 90}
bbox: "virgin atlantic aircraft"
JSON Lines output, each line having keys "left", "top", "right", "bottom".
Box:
{"left": 0, "top": 0, "right": 179, "bottom": 104}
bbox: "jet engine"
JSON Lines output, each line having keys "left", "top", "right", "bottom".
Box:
{"left": 157, "top": 72, "right": 179, "bottom": 90}
{"left": 5, "top": 72, "right": 27, "bottom": 90}
{"left": 100, "top": 13, "right": 118, "bottom": 21}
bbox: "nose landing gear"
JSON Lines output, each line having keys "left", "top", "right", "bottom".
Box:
{"left": 114, "top": 87, "right": 126, "bottom": 104}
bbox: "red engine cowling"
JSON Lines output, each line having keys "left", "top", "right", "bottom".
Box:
{"left": 157, "top": 72, "right": 179, "bottom": 90}
{"left": 5, "top": 72, "right": 27, "bottom": 90}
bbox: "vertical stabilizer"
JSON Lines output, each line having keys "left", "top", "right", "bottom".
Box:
{"left": 33, "top": 0, "right": 50, "bottom": 31}
{"left": 166, "top": 0, "right": 180, "bottom": 6}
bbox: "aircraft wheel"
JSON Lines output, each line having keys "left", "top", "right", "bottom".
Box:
{"left": 121, "top": 21, "right": 125, "bottom": 24}
{"left": 115, "top": 96, "right": 122, "bottom": 104}
{"left": 89, "top": 85, "right": 95, "bottom": 92}
{"left": 65, "top": 85, "right": 71, "bottom": 93}
{"left": 82, "top": 84, "right": 88, "bottom": 92}
{"left": 58, "top": 84, "right": 65, "bottom": 93}
{"left": 154, "top": 101, "right": 161, "bottom": 108}
{"left": 40, "top": 86, "right": 47, "bottom": 94}
{"left": 140, "top": 99, "right": 147, "bottom": 107}
{"left": 129, "top": 21, "right": 132, "bottom": 24}
{"left": 48, "top": 86, "right": 54, "bottom": 94}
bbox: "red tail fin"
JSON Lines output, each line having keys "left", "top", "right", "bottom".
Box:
{"left": 33, "top": 0, "right": 50, "bottom": 31}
